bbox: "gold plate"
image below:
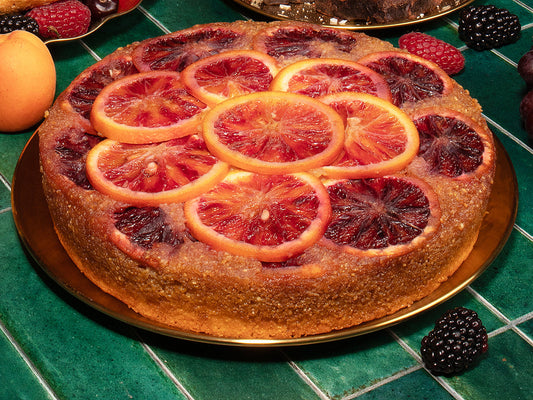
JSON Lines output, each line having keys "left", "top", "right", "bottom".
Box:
{"left": 44, "top": 1, "right": 142, "bottom": 44}
{"left": 12, "top": 133, "right": 517, "bottom": 347}
{"left": 234, "top": 0, "right": 474, "bottom": 30}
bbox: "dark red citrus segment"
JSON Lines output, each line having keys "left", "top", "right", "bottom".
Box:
{"left": 318, "top": 92, "right": 419, "bottom": 179}
{"left": 65, "top": 54, "right": 138, "bottom": 121}
{"left": 86, "top": 135, "right": 229, "bottom": 205}
{"left": 181, "top": 50, "right": 279, "bottom": 106}
{"left": 324, "top": 176, "right": 439, "bottom": 253}
{"left": 358, "top": 52, "right": 453, "bottom": 107}
{"left": 113, "top": 206, "right": 184, "bottom": 249}
{"left": 55, "top": 128, "right": 104, "bottom": 189}
{"left": 184, "top": 171, "right": 331, "bottom": 262}
{"left": 270, "top": 58, "right": 391, "bottom": 101}
{"left": 90, "top": 71, "right": 208, "bottom": 144}
{"left": 253, "top": 23, "right": 358, "bottom": 61}
{"left": 202, "top": 91, "right": 344, "bottom": 174}
{"left": 132, "top": 24, "right": 250, "bottom": 73}
{"left": 412, "top": 110, "right": 486, "bottom": 177}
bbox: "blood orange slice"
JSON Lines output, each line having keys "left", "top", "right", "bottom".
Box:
{"left": 253, "top": 22, "right": 360, "bottom": 63}
{"left": 181, "top": 50, "right": 279, "bottom": 107}
{"left": 63, "top": 52, "right": 139, "bottom": 133}
{"left": 410, "top": 107, "right": 494, "bottom": 178}
{"left": 317, "top": 92, "right": 419, "bottom": 179}
{"left": 358, "top": 51, "right": 453, "bottom": 107}
{"left": 132, "top": 23, "right": 251, "bottom": 72}
{"left": 90, "top": 71, "right": 207, "bottom": 144}
{"left": 202, "top": 91, "right": 345, "bottom": 174}
{"left": 270, "top": 58, "right": 391, "bottom": 101}
{"left": 322, "top": 176, "right": 441, "bottom": 257}
{"left": 85, "top": 135, "right": 229, "bottom": 205}
{"left": 184, "top": 171, "right": 331, "bottom": 262}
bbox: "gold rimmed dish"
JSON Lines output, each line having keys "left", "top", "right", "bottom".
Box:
{"left": 233, "top": 0, "right": 474, "bottom": 30}
{"left": 44, "top": 0, "right": 142, "bottom": 44}
{"left": 12, "top": 133, "right": 517, "bottom": 346}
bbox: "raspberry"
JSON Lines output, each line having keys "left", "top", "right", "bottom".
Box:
{"left": 421, "top": 307, "right": 488, "bottom": 375}
{"left": 398, "top": 32, "right": 465, "bottom": 75}
{"left": 27, "top": 0, "right": 91, "bottom": 39}
{"left": 459, "top": 5, "right": 521, "bottom": 51}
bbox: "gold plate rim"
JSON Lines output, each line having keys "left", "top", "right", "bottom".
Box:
{"left": 11, "top": 133, "right": 517, "bottom": 347}
{"left": 232, "top": 0, "right": 475, "bottom": 30}
{"left": 44, "top": 1, "right": 142, "bottom": 44}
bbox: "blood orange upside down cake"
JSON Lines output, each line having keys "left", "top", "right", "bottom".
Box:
{"left": 38, "top": 21, "right": 495, "bottom": 339}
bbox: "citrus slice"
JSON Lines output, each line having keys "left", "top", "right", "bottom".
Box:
{"left": 316, "top": 92, "right": 419, "bottom": 179}
{"left": 90, "top": 71, "right": 207, "bottom": 144}
{"left": 410, "top": 107, "right": 494, "bottom": 178}
{"left": 253, "top": 22, "right": 360, "bottom": 64}
{"left": 358, "top": 51, "right": 454, "bottom": 107}
{"left": 202, "top": 91, "right": 345, "bottom": 174}
{"left": 184, "top": 171, "right": 331, "bottom": 262}
{"left": 322, "top": 176, "right": 441, "bottom": 257}
{"left": 85, "top": 135, "right": 229, "bottom": 205}
{"left": 132, "top": 23, "right": 251, "bottom": 72}
{"left": 270, "top": 58, "right": 391, "bottom": 101}
{"left": 181, "top": 50, "right": 280, "bottom": 107}
{"left": 63, "top": 52, "right": 138, "bottom": 133}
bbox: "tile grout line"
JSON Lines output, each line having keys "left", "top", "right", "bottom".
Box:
{"left": 79, "top": 40, "right": 101, "bottom": 61}
{"left": 513, "top": 0, "right": 533, "bottom": 13}
{"left": 487, "top": 312, "right": 533, "bottom": 347}
{"left": 135, "top": 334, "right": 196, "bottom": 400}
{"left": 388, "top": 329, "right": 466, "bottom": 400}
{"left": 280, "top": 350, "right": 331, "bottom": 400}
{"left": 138, "top": 5, "right": 171, "bottom": 34}
{"left": 0, "top": 319, "right": 61, "bottom": 400}
{"left": 514, "top": 223, "right": 533, "bottom": 243}
{"left": 340, "top": 365, "right": 422, "bottom": 400}
{"left": 485, "top": 113, "right": 533, "bottom": 155}
{"left": 0, "top": 171, "right": 11, "bottom": 191}
{"left": 466, "top": 286, "right": 533, "bottom": 347}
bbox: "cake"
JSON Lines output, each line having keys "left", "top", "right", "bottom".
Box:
{"left": 38, "top": 21, "right": 495, "bottom": 339}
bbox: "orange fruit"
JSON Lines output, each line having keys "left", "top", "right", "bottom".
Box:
{"left": 202, "top": 91, "right": 345, "bottom": 174}
{"left": 270, "top": 58, "right": 391, "bottom": 101}
{"left": 0, "top": 30, "right": 56, "bottom": 132}
{"left": 317, "top": 92, "right": 419, "bottom": 179}
{"left": 181, "top": 50, "right": 279, "bottom": 107}
{"left": 63, "top": 52, "right": 138, "bottom": 134}
{"left": 90, "top": 71, "right": 207, "bottom": 144}
{"left": 252, "top": 22, "right": 360, "bottom": 64}
{"left": 132, "top": 23, "right": 251, "bottom": 72}
{"left": 184, "top": 171, "right": 332, "bottom": 262}
{"left": 410, "top": 107, "right": 494, "bottom": 178}
{"left": 358, "top": 51, "right": 454, "bottom": 107}
{"left": 322, "top": 176, "right": 441, "bottom": 257}
{"left": 85, "top": 135, "right": 229, "bottom": 205}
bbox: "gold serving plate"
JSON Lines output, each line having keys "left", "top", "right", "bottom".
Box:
{"left": 233, "top": 0, "right": 474, "bottom": 30}
{"left": 44, "top": 0, "right": 142, "bottom": 44}
{"left": 12, "top": 133, "right": 517, "bottom": 346}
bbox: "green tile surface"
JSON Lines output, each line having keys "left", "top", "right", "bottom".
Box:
{"left": 1, "top": 0, "right": 532, "bottom": 399}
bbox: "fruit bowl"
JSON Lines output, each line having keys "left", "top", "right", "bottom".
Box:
{"left": 44, "top": 0, "right": 142, "bottom": 44}
{"left": 233, "top": 0, "right": 474, "bottom": 30}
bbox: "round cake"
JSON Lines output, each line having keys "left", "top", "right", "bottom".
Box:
{"left": 38, "top": 21, "right": 495, "bottom": 339}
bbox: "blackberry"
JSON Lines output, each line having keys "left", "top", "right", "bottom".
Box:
{"left": 0, "top": 14, "right": 39, "bottom": 35}
{"left": 421, "top": 307, "right": 488, "bottom": 375}
{"left": 458, "top": 5, "right": 521, "bottom": 51}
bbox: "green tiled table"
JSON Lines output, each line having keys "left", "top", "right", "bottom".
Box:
{"left": 1, "top": 0, "right": 532, "bottom": 398}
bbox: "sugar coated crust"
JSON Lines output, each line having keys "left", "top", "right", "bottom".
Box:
{"left": 38, "top": 21, "right": 495, "bottom": 339}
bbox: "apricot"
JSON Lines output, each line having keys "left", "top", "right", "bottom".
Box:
{"left": 0, "top": 30, "right": 56, "bottom": 132}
